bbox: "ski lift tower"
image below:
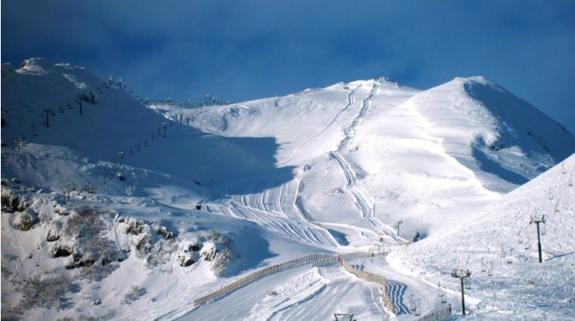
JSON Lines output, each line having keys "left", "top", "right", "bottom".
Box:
{"left": 334, "top": 314, "right": 355, "bottom": 321}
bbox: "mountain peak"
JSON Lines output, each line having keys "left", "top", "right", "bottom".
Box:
{"left": 404, "top": 75, "right": 575, "bottom": 192}
{"left": 452, "top": 75, "right": 491, "bottom": 84}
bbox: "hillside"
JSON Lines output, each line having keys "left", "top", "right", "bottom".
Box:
{"left": 1, "top": 59, "right": 321, "bottom": 321}
{"left": 1, "top": 58, "right": 297, "bottom": 199}
{"left": 160, "top": 76, "right": 574, "bottom": 240}
{"left": 390, "top": 155, "right": 575, "bottom": 320}
{"left": 2, "top": 58, "right": 574, "bottom": 321}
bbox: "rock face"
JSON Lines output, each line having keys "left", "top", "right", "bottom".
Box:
{"left": 200, "top": 231, "right": 234, "bottom": 275}
{"left": 0, "top": 181, "right": 239, "bottom": 319}
{"left": 50, "top": 244, "right": 73, "bottom": 258}
{"left": 175, "top": 231, "right": 235, "bottom": 274}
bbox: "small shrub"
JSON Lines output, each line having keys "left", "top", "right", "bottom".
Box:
{"left": 2, "top": 192, "right": 30, "bottom": 213}
{"left": 46, "top": 230, "right": 61, "bottom": 242}
{"left": 13, "top": 209, "right": 39, "bottom": 231}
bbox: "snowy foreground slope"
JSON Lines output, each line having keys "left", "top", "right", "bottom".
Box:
{"left": 390, "top": 155, "right": 575, "bottom": 320}
{"left": 2, "top": 58, "right": 574, "bottom": 321}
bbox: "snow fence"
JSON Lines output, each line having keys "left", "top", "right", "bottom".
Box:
{"left": 341, "top": 258, "right": 452, "bottom": 321}
{"left": 193, "top": 251, "right": 378, "bottom": 307}
{"left": 340, "top": 258, "right": 397, "bottom": 314}
{"left": 412, "top": 304, "right": 452, "bottom": 321}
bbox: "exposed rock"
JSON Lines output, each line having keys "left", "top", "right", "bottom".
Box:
{"left": 46, "top": 230, "right": 61, "bottom": 242}
{"left": 125, "top": 219, "right": 145, "bottom": 235}
{"left": 190, "top": 242, "right": 203, "bottom": 252}
{"left": 178, "top": 254, "right": 195, "bottom": 267}
{"left": 1, "top": 190, "right": 31, "bottom": 213}
{"left": 135, "top": 235, "right": 151, "bottom": 253}
{"left": 155, "top": 224, "right": 174, "bottom": 240}
{"left": 50, "top": 244, "right": 73, "bottom": 258}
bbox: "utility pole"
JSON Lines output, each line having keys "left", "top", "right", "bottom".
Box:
{"left": 63, "top": 183, "right": 75, "bottom": 201}
{"left": 44, "top": 109, "right": 50, "bottom": 128}
{"left": 451, "top": 268, "right": 471, "bottom": 316}
{"left": 530, "top": 214, "right": 546, "bottom": 263}
{"left": 117, "top": 151, "right": 124, "bottom": 167}
{"left": 395, "top": 220, "right": 403, "bottom": 236}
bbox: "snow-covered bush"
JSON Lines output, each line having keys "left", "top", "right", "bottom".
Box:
{"left": 53, "top": 202, "right": 69, "bottom": 216}
{"left": 12, "top": 208, "right": 39, "bottom": 231}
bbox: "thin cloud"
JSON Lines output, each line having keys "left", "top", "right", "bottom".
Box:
{"left": 2, "top": 0, "right": 574, "bottom": 131}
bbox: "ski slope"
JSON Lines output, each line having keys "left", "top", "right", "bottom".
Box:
{"left": 167, "top": 75, "right": 573, "bottom": 242}
{"left": 2, "top": 58, "right": 574, "bottom": 320}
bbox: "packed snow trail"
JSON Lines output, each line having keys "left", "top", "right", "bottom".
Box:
{"left": 177, "top": 254, "right": 409, "bottom": 321}
{"left": 267, "top": 269, "right": 387, "bottom": 321}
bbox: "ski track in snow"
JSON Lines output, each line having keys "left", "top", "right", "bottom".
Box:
{"left": 212, "top": 177, "right": 340, "bottom": 247}
{"left": 281, "top": 85, "right": 358, "bottom": 166}
{"left": 384, "top": 280, "right": 410, "bottom": 314}
{"left": 329, "top": 84, "right": 403, "bottom": 243}
{"left": 207, "top": 83, "right": 401, "bottom": 248}
{"left": 311, "top": 86, "right": 358, "bottom": 141}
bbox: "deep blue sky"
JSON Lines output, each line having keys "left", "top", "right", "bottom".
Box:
{"left": 2, "top": 0, "right": 575, "bottom": 132}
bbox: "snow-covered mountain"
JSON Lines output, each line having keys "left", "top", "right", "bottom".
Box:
{"left": 163, "top": 75, "right": 574, "bottom": 239}
{"left": 2, "top": 58, "right": 295, "bottom": 196}
{"left": 2, "top": 58, "right": 574, "bottom": 321}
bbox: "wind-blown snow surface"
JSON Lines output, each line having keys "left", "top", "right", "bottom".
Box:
{"left": 390, "top": 155, "right": 575, "bottom": 320}
{"left": 2, "top": 58, "right": 574, "bottom": 321}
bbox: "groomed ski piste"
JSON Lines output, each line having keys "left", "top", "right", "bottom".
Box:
{"left": 1, "top": 58, "right": 574, "bottom": 321}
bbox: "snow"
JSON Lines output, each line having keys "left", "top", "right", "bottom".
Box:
{"left": 2, "top": 58, "right": 574, "bottom": 320}
{"left": 391, "top": 155, "right": 575, "bottom": 320}
{"left": 243, "top": 267, "right": 329, "bottom": 321}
